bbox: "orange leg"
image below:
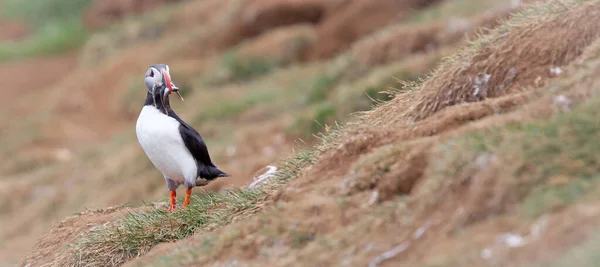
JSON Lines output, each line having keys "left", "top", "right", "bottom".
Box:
{"left": 167, "top": 190, "right": 177, "bottom": 212}
{"left": 182, "top": 188, "right": 192, "bottom": 208}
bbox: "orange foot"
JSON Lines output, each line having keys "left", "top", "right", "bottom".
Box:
{"left": 182, "top": 188, "right": 192, "bottom": 208}
{"left": 167, "top": 190, "right": 177, "bottom": 212}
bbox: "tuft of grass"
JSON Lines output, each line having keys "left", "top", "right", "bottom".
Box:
{"left": 276, "top": 123, "right": 344, "bottom": 182}
{"left": 274, "top": 148, "right": 320, "bottom": 183}
{"left": 364, "top": 86, "right": 395, "bottom": 103}
{"left": 288, "top": 103, "right": 338, "bottom": 137}
{"left": 68, "top": 119, "right": 342, "bottom": 266}
{"left": 390, "top": 0, "right": 592, "bottom": 102}
{"left": 333, "top": 56, "right": 435, "bottom": 123}
{"left": 69, "top": 188, "right": 264, "bottom": 266}
{"left": 312, "top": 104, "right": 338, "bottom": 133}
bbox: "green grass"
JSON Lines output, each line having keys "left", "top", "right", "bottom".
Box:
{"left": 0, "top": 19, "right": 88, "bottom": 60}
{"left": 194, "top": 91, "right": 276, "bottom": 123}
{"left": 128, "top": 133, "right": 338, "bottom": 266}
{"left": 0, "top": 0, "right": 93, "bottom": 60}
{"left": 306, "top": 74, "right": 340, "bottom": 104}
{"left": 0, "top": 0, "right": 93, "bottom": 26}
{"left": 69, "top": 188, "right": 264, "bottom": 266}
{"left": 311, "top": 104, "right": 338, "bottom": 133}
{"left": 204, "top": 51, "right": 279, "bottom": 85}
{"left": 288, "top": 103, "right": 338, "bottom": 137}
{"left": 434, "top": 93, "right": 600, "bottom": 219}
{"left": 529, "top": 229, "right": 600, "bottom": 267}
{"left": 364, "top": 86, "right": 395, "bottom": 102}
{"left": 66, "top": 127, "right": 335, "bottom": 266}
{"left": 285, "top": 58, "right": 431, "bottom": 138}
{"left": 521, "top": 175, "right": 600, "bottom": 218}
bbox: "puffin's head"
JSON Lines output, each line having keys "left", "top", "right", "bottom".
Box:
{"left": 144, "top": 64, "right": 184, "bottom": 104}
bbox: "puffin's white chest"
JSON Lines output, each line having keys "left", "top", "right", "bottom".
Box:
{"left": 136, "top": 106, "right": 197, "bottom": 184}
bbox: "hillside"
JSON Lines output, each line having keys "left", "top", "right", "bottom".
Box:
{"left": 1, "top": 0, "right": 599, "bottom": 266}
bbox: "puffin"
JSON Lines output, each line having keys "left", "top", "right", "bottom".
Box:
{"left": 136, "top": 64, "right": 230, "bottom": 212}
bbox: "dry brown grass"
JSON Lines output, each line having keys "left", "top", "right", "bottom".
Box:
{"left": 114, "top": 1, "right": 600, "bottom": 266}
{"left": 19, "top": 205, "right": 130, "bottom": 267}
{"left": 367, "top": 0, "right": 600, "bottom": 127}
{"left": 347, "top": 2, "right": 516, "bottom": 74}
{"left": 15, "top": 0, "right": 600, "bottom": 266}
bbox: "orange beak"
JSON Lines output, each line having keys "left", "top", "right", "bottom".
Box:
{"left": 161, "top": 69, "right": 184, "bottom": 102}
{"left": 161, "top": 69, "right": 173, "bottom": 93}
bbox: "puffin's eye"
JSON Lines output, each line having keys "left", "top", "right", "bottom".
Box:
{"left": 149, "top": 70, "right": 155, "bottom": 77}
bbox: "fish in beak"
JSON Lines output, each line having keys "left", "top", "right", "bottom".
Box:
{"left": 160, "top": 69, "right": 184, "bottom": 106}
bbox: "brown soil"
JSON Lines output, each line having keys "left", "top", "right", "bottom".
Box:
{"left": 216, "top": 0, "right": 444, "bottom": 60}
{"left": 350, "top": 6, "right": 516, "bottom": 69}
{"left": 235, "top": 24, "right": 316, "bottom": 65}
{"left": 83, "top": 0, "right": 184, "bottom": 29}
{"left": 215, "top": 0, "right": 338, "bottom": 49}
{"left": 0, "top": 19, "right": 29, "bottom": 41}
{"left": 0, "top": 52, "right": 77, "bottom": 106}
{"left": 306, "top": 0, "right": 443, "bottom": 60}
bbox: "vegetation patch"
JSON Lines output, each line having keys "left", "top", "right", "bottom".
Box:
{"left": 64, "top": 125, "right": 337, "bottom": 266}
{"left": 203, "top": 51, "right": 279, "bottom": 85}
{"left": 18, "top": 0, "right": 600, "bottom": 266}
{"left": 306, "top": 74, "right": 340, "bottom": 104}
{"left": 0, "top": 0, "right": 93, "bottom": 60}
{"left": 536, "top": 229, "right": 600, "bottom": 267}
{"left": 194, "top": 91, "right": 276, "bottom": 123}
{"left": 428, "top": 93, "right": 600, "bottom": 221}
{"left": 288, "top": 103, "right": 338, "bottom": 138}
{"left": 0, "top": 0, "right": 92, "bottom": 26}
{"left": 68, "top": 189, "right": 264, "bottom": 266}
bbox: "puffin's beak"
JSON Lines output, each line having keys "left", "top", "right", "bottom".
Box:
{"left": 161, "top": 69, "right": 184, "bottom": 102}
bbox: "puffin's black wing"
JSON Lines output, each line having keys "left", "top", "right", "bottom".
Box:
{"left": 178, "top": 123, "right": 214, "bottom": 166}
{"left": 168, "top": 111, "right": 230, "bottom": 179}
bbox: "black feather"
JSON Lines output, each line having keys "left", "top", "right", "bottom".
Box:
{"left": 144, "top": 79, "right": 231, "bottom": 181}
{"left": 171, "top": 112, "right": 230, "bottom": 180}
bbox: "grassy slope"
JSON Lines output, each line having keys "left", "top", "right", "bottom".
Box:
{"left": 31, "top": 0, "right": 600, "bottom": 266}
{"left": 16, "top": 0, "right": 600, "bottom": 266}
{"left": 8, "top": 0, "right": 465, "bottom": 264}
{"left": 142, "top": 1, "right": 600, "bottom": 266}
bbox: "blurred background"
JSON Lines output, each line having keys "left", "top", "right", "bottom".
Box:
{"left": 0, "top": 0, "right": 523, "bottom": 265}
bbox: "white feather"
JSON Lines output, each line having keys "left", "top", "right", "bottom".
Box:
{"left": 136, "top": 106, "right": 197, "bottom": 186}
